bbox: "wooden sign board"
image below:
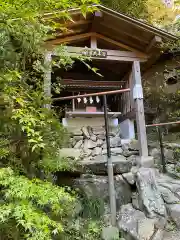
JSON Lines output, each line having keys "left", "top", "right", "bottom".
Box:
{"left": 80, "top": 49, "right": 107, "bottom": 58}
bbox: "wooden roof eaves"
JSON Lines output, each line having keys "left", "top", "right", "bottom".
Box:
{"left": 94, "top": 5, "right": 179, "bottom": 41}
{"left": 44, "top": 5, "right": 178, "bottom": 42}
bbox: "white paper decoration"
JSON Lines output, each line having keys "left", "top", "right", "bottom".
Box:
{"left": 89, "top": 96, "right": 93, "bottom": 104}
{"left": 96, "top": 96, "right": 100, "bottom": 103}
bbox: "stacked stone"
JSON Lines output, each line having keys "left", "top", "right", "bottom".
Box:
{"left": 67, "top": 126, "right": 139, "bottom": 175}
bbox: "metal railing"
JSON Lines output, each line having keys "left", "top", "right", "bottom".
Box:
{"left": 146, "top": 121, "right": 180, "bottom": 173}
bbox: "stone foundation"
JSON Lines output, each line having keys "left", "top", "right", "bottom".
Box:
{"left": 58, "top": 122, "right": 180, "bottom": 240}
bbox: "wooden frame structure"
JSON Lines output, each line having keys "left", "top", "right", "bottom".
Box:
{"left": 44, "top": 5, "right": 178, "bottom": 165}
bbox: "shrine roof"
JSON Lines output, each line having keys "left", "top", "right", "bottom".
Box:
{"left": 45, "top": 4, "right": 178, "bottom": 53}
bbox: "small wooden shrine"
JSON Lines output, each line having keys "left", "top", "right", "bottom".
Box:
{"left": 44, "top": 5, "right": 177, "bottom": 165}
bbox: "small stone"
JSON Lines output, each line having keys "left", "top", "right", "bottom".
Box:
{"left": 92, "top": 147, "right": 102, "bottom": 156}
{"left": 83, "top": 139, "right": 97, "bottom": 150}
{"left": 123, "top": 150, "right": 139, "bottom": 157}
{"left": 73, "top": 129, "right": 82, "bottom": 136}
{"left": 121, "top": 139, "right": 139, "bottom": 151}
{"left": 122, "top": 172, "right": 135, "bottom": 185}
{"left": 97, "top": 134, "right": 106, "bottom": 140}
{"left": 82, "top": 126, "right": 90, "bottom": 139}
{"left": 73, "top": 136, "right": 84, "bottom": 141}
{"left": 96, "top": 139, "right": 104, "bottom": 147}
{"left": 83, "top": 149, "right": 92, "bottom": 157}
{"left": 74, "top": 140, "right": 83, "bottom": 149}
{"left": 128, "top": 155, "right": 137, "bottom": 166}
{"left": 102, "top": 143, "right": 107, "bottom": 149}
{"left": 102, "top": 149, "right": 107, "bottom": 155}
{"left": 110, "top": 136, "right": 121, "bottom": 148}
{"left": 92, "top": 126, "right": 105, "bottom": 135}
{"left": 132, "top": 192, "right": 140, "bottom": 210}
{"left": 111, "top": 148, "right": 123, "bottom": 155}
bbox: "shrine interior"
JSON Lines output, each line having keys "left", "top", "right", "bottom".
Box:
{"left": 52, "top": 58, "right": 132, "bottom": 121}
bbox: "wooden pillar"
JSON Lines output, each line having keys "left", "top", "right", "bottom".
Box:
{"left": 132, "top": 61, "right": 148, "bottom": 157}
{"left": 44, "top": 52, "right": 52, "bottom": 109}
{"left": 90, "top": 36, "right": 97, "bottom": 49}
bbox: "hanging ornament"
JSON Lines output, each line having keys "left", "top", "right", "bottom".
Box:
{"left": 83, "top": 97, "right": 88, "bottom": 104}
{"left": 77, "top": 92, "right": 81, "bottom": 103}
{"left": 96, "top": 96, "right": 100, "bottom": 103}
{"left": 89, "top": 96, "right": 93, "bottom": 104}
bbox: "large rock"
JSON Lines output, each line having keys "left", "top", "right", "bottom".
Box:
{"left": 149, "top": 148, "right": 161, "bottom": 164}
{"left": 59, "top": 148, "right": 81, "bottom": 159}
{"left": 157, "top": 174, "right": 180, "bottom": 195}
{"left": 167, "top": 204, "right": 180, "bottom": 228}
{"left": 118, "top": 204, "right": 156, "bottom": 240}
{"left": 92, "top": 147, "right": 102, "bottom": 156}
{"left": 163, "top": 230, "right": 180, "bottom": 240}
{"left": 149, "top": 148, "right": 174, "bottom": 164}
{"left": 136, "top": 168, "right": 167, "bottom": 218}
{"left": 74, "top": 174, "right": 131, "bottom": 211}
{"left": 80, "top": 155, "right": 132, "bottom": 174}
{"left": 158, "top": 186, "right": 180, "bottom": 204}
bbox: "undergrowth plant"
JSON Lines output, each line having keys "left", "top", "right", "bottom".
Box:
{"left": 0, "top": 0, "right": 101, "bottom": 239}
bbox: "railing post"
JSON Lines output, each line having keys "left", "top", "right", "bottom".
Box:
{"left": 103, "top": 95, "right": 117, "bottom": 226}
{"left": 44, "top": 52, "right": 52, "bottom": 109}
{"left": 157, "top": 126, "right": 166, "bottom": 173}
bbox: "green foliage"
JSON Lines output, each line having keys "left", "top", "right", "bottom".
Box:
{"left": 0, "top": 167, "right": 75, "bottom": 240}
{"left": 102, "top": 0, "right": 179, "bottom": 30}
{"left": 62, "top": 218, "right": 102, "bottom": 240}
{"left": 102, "top": 0, "right": 148, "bottom": 19}
{"left": 0, "top": 0, "right": 101, "bottom": 239}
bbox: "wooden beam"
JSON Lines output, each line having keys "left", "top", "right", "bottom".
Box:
{"left": 98, "top": 22, "right": 149, "bottom": 45}
{"left": 146, "top": 36, "right": 162, "bottom": 53}
{"left": 64, "top": 19, "right": 91, "bottom": 27}
{"left": 53, "top": 46, "right": 148, "bottom": 62}
{"left": 46, "top": 31, "right": 148, "bottom": 59}
{"left": 93, "top": 33, "right": 147, "bottom": 58}
{"left": 132, "top": 61, "right": 148, "bottom": 157}
{"left": 61, "top": 79, "right": 125, "bottom": 87}
{"left": 46, "top": 32, "right": 92, "bottom": 45}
